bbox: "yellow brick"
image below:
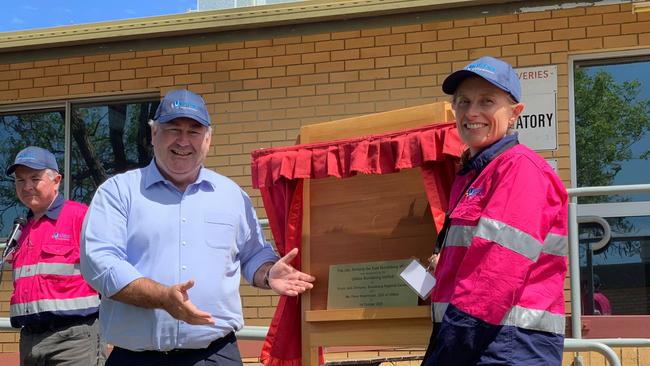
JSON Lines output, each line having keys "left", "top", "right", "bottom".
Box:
{"left": 551, "top": 7, "right": 585, "bottom": 18}
{"left": 69, "top": 83, "right": 94, "bottom": 94}
{"left": 330, "top": 49, "right": 359, "bottom": 61}
{"left": 174, "top": 74, "right": 200, "bottom": 85}
{"left": 174, "top": 53, "right": 201, "bottom": 64}
{"left": 273, "top": 35, "right": 302, "bottom": 44}
{"left": 121, "top": 79, "right": 147, "bottom": 90}
{"left": 43, "top": 85, "right": 68, "bottom": 97}
{"left": 520, "top": 30, "right": 552, "bottom": 43}
{"left": 18, "top": 88, "right": 43, "bottom": 99}
{"left": 273, "top": 55, "right": 301, "bottom": 66}
{"left": 536, "top": 40, "right": 568, "bottom": 53}
{"left": 34, "top": 59, "right": 59, "bottom": 67}
{"left": 345, "top": 59, "right": 375, "bottom": 70}
{"left": 469, "top": 24, "right": 501, "bottom": 37}
{"left": 502, "top": 43, "right": 535, "bottom": 56}
{"left": 163, "top": 47, "right": 189, "bottom": 55}
{"left": 330, "top": 30, "right": 359, "bottom": 40}
{"left": 315, "top": 40, "right": 345, "bottom": 52}
{"left": 44, "top": 65, "right": 69, "bottom": 76}
{"left": 603, "top": 34, "right": 638, "bottom": 48}
{"left": 94, "top": 81, "right": 120, "bottom": 92}
{"left": 147, "top": 76, "right": 174, "bottom": 87}
{"left": 603, "top": 11, "right": 637, "bottom": 25}
{"left": 245, "top": 57, "right": 272, "bottom": 69}
{"left": 286, "top": 42, "right": 315, "bottom": 54}
{"left": 360, "top": 27, "right": 390, "bottom": 37}
{"left": 438, "top": 27, "right": 469, "bottom": 40}
{"left": 587, "top": 26, "right": 620, "bottom": 41}
{"left": 110, "top": 69, "right": 135, "bottom": 80}
{"left": 622, "top": 21, "right": 650, "bottom": 35}
{"left": 94, "top": 60, "right": 120, "bottom": 72}
{"left": 570, "top": 14, "right": 603, "bottom": 28}
{"left": 553, "top": 28, "right": 586, "bottom": 40}
{"left": 486, "top": 34, "right": 518, "bottom": 46}
{"left": 375, "top": 33, "right": 405, "bottom": 46}
{"left": 10, "top": 79, "right": 33, "bottom": 89}
{"left": 162, "top": 64, "right": 189, "bottom": 76}
{"left": 11, "top": 61, "right": 34, "bottom": 69}
{"left": 569, "top": 38, "right": 603, "bottom": 51}
{"left": 360, "top": 46, "right": 390, "bottom": 59}
{"left": 345, "top": 37, "right": 374, "bottom": 49}
{"left": 452, "top": 37, "right": 485, "bottom": 50}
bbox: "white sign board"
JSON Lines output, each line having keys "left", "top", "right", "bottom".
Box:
{"left": 515, "top": 65, "right": 557, "bottom": 151}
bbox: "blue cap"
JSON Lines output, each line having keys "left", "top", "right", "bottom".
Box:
{"left": 154, "top": 89, "right": 211, "bottom": 127}
{"left": 442, "top": 56, "right": 521, "bottom": 102}
{"left": 6, "top": 146, "right": 59, "bottom": 175}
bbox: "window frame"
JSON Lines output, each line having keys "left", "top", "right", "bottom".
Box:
{"left": 568, "top": 49, "right": 650, "bottom": 338}
{"left": 0, "top": 92, "right": 159, "bottom": 201}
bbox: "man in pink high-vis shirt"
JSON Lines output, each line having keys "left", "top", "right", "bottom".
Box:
{"left": 6, "top": 146, "right": 105, "bottom": 366}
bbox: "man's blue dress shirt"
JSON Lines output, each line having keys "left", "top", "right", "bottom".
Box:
{"left": 81, "top": 160, "right": 279, "bottom": 351}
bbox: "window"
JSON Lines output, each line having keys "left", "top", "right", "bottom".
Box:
{"left": 571, "top": 51, "right": 650, "bottom": 337}
{"left": 0, "top": 95, "right": 159, "bottom": 237}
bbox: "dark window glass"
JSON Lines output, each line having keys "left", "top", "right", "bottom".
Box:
{"left": 0, "top": 110, "right": 65, "bottom": 236}
{"left": 70, "top": 100, "right": 158, "bottom": 204}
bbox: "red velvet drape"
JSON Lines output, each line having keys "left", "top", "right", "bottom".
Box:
{"left": 251, "top": 122, "right": 464, "bottom": 365}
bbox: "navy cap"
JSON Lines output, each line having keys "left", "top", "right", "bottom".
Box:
{"left": 442, "top": 56, "right": 521, "bottom": 102}
{"left": 154, "top": 89, "right": 211, "bottom": 127}
{"left": 6, "top": 146, "right": 59, "bottom": 175}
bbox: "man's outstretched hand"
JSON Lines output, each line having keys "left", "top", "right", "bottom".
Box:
{"left": 163, "top": 280, "right": 215, "bottom": 325}
{"left": 268, "top": 248, "right": 315, "bottom": 296}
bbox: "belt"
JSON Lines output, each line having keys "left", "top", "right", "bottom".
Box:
{"left": 115, "top": 332, "right": 236, "bottom": 357}
{"left": 23, "top": 313, "right": 98, "bottom": 334}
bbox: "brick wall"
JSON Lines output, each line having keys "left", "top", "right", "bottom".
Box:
{"left": 1, "top": 1, "right": 649, "bottom": 362}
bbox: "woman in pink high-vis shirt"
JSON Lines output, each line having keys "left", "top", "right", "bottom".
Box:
{"left": 421, "top": 56, "right": 568, "bottom": 366}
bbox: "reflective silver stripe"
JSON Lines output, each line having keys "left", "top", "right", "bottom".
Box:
{"left": 14, "top": 263, "right": 81, "bottom": 280}
{"left": 501, "top": 305, "right": 565, "bottom": 335}
{"left": 433, "top": 302, "right": 448, "bottom": 323}
{"left": 542, "top": 233, "right": 568, "bottom": 257}
{"left": 444, "top": 225, "right": 475, "bottom": 247}
{"left": 10, "top": 295, "right": 100, "bottom": 317}
{"left": 475, "top": 217, "right": 542, "bottom": 261}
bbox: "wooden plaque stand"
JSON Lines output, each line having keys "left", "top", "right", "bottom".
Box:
{"left": 299, "top": 102, "right": 455, "bottom": 365}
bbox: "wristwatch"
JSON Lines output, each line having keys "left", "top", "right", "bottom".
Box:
{"left": 263, "top": 268, "right": 271, "bottom": 288}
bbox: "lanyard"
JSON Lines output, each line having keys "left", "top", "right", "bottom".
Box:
{"left": 433, "top": 173, "right": 478, "bottom": 254}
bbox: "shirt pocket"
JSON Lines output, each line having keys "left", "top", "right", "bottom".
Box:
{"left": 204, "top": 214, "right": 236, "bottom": 250}
{"left": 449, "top": 198, "right": 483, "bottom": 222}
{"left": 41, "top": 241, "right": 74, "bottom": 259}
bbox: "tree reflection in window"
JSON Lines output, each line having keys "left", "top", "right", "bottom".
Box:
{"left": 0, "top": 110, "right": 66, "bottom": 235}
{"left": 70, "top": 100, "right": 158, "bottom": 204}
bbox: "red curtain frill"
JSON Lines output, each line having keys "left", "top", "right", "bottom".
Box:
{"left": 251, "top": 122, "right": 464, "bottom": 366}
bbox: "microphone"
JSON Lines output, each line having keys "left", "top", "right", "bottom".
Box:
{"left": 2, "top": 217, "right": 27, "bottom": 261}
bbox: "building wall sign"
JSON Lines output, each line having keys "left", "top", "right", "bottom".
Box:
{"left": 515, "top": 65, "right": 558, "bottom": 151}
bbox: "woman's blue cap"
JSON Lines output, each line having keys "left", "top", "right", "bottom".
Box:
{"left": 154, "top": 89, "right": 211, "bottom": 127}
{"left": 6, "top": 146, "right": 59, "bottom": 175}
{"left": 442, "top": 56, "right": 521, "bottom": 102}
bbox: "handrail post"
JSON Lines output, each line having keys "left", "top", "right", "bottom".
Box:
{"left": 568, "top": 199, "right": 582, "bottom": 340}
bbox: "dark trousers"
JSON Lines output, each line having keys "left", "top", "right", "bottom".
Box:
{"left": 106, "top": 332, "right": 242, "bottom": 366}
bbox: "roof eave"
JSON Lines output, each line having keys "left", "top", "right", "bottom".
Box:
{"left": 0, "top": 0, "right": 520, "bottom": 53}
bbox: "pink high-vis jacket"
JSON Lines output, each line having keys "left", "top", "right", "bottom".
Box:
{"left": 10, "top": 196, "right": 100, "bottom": 328}
{"left": 428, "top": 136, "right": 568, "bottom": 365}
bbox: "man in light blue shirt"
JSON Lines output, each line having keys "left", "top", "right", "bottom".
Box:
{"left": 80, "top": 89, "right": 314, "bottom": 366}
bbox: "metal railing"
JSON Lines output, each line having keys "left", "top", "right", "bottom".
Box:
{"left": 565, "top": 183, "right": 650, "bottom": 365}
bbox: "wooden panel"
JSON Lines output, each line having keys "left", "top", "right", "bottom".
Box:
{"left": 308, "top": 169, "right": 435, "bottom": 311}
{"left": 300, "top": 103, "right": 454, "bottom": 144}
{"left": 300, "top": 102, "right": 453, "bottom": 365}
